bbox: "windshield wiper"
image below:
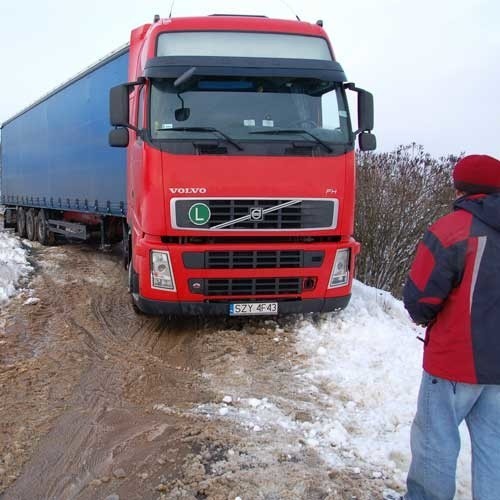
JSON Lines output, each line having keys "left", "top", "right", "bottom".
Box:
{"left": 249, "top": 129, "right": 333, "bottom": 153}
{"left": 156, "top": 127, "right": 243, "bottom": 151}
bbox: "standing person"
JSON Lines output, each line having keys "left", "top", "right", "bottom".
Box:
{"left": 402, "top": 154, "right": 500, "bottom": 500}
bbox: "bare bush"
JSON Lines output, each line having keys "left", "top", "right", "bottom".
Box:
{"left": 355, "top": 144, "right": 460, "bottom": 297}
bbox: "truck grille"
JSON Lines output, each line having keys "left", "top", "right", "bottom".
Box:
{"left": 183, "top": 250, "right": 324, "bottom": 269}
{"left": 173, "top": 199, "right": 336, "bottom": 230}
{"left": 208, "top": 251, "right": 300, "bottom": 268}
{"left": 190, "top": 278, "right": 302, "bottom": 296}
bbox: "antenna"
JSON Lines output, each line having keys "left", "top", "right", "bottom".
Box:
{"left": 169, "top": 0, "right": 176, "bottom": 18}
{"left": 278, "top": 0, "right": 301, "bottom": 21}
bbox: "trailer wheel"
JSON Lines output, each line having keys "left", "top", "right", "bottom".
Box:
{"left": 26, "top": 208, "right": 37, "bottom": 241}
{"left": 37, "top": 209, "right": 55, "bottom": 246}
{"left": 16, "top": 207, "right": 27, "bottom": 238}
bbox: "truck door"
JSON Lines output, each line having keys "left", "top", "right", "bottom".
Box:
{"left": 129, "top": 85, "right": 145, "bottom": 229}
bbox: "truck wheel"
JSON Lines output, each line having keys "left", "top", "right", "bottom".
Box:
{"left": 37, "top": 209, "right": 55, "bottom": 245}
{"left": 26, "top": 208, "right": 37, "bottom": 241}
{"left": 131, "top": 295, "right": 143, "bottom": 315}
{"left": 16, "top": 207, "right": 27, "bottom": 238}
{"left": 128, "top": 265, "right": 143, "bottom": 315}
{"left": 122, "top": 222, "right": 130, "bottom": 269}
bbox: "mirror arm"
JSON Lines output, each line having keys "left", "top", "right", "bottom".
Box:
{"left": 344, "top": 82, "right": 373, "bottom": 135}
{"left": 118, "top": 124, "right": 139, "bottom": 133}
{"left": 355, "top": 129, "right": 370, "bottom": 136}
{"left": 344, "top": 82, "right": 360, "bottom": 92}
{"left": 122, "top": 77, "right": 146, "bottom": 132}
{"left": 174, "top": 67, "right": 197, "bottom": 90}
{"left": 126, "top": 77, "right": 146, "bottom": 88}
{"left": 344, "top": 83, "right": 362, "bottom": 135}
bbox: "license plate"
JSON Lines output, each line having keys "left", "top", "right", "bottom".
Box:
{"left": 229, "top": 302, "right": 278, "bottom": 316}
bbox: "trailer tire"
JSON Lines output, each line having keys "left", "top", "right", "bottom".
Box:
{"left": 16, "top": 207, "right": 27, "bottom": 238}
{"left": 26, "top": 208, "right": 37, "bottom": 241}
{"left": 37, "top": 209, "right": 56, "bottom": 246}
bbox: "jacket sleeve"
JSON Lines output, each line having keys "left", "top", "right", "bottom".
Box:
{"left": 403, "top": 228, "right": 466, "bottom": 326}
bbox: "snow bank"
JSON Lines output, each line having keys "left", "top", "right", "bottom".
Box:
{"left": 295, "top": 280, "right": 471, "bottom": 498}
{"left": 189, "top": 280, "right": 471, "bottom": 498}
{"left": 0, "top": 231, "right": 32, "bottom": 304}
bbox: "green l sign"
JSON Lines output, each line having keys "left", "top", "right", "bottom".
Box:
{"left": 189, "top": 203, "right": 211, "bottom": 225}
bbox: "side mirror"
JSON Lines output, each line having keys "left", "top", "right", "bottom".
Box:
{"left": 358, "top": 132, "right": 376, "bottom": 151}
{"left": 110, "top": 84, "right": 130, "bottom": 127}
{"left": 345, "top": 83, "right": 375, "bottom": 135}
{"left": 109, "top": 128, "right": 129, "bottom": 148}
{"left": 357, "top": 89, "right": 374, "bottom": 132}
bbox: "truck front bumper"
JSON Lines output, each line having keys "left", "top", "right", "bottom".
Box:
{"left": 131, "top": 233, "right": 359, "bottom": 316}
{"left": 133, "top": 294, "right": 351, "bottom": 316}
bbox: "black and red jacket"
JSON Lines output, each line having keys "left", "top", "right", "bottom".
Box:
{"left": 404, "top": 193, "right": 500, "bottom": 384}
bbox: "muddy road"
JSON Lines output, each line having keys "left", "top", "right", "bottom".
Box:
{"left": 0, "top": 241, "right": 391, "bottom": 499}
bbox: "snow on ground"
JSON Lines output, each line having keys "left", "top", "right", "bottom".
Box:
{"left": 0, "top": 230, "right": 32, "bottom": 304}
{"left": 193, "top": 280, "right": 472, "bottom": 499}
{"left": 296, "top": 280, "right": 472, "bottom": 498}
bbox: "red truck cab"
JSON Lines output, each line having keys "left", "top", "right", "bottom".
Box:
{"left": 109, "top": 15, "right": 376, "bottom": 316}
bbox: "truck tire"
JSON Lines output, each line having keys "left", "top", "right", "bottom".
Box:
{"left": 26, "top": 208, "right": 37, "bottom": 241}
{"left": 128, "top": 264, "right": 143, "bottom": 315}
{"left": 16, "top": 207, "right": 27, "bottom": 238}
{"left": 122, "top": 221, "right": 130, "bottom": 269}
{"left": 131, "top": 295, "right": 143, "bottom": 315}
{"left": 37, "top": 209, "right": 56, "bottom": 246}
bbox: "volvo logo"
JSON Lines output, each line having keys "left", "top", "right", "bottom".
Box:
{"left": 169, "top": 187, "right": 207, "bottom": 194}
{"left": 250, "top": 208, "right": 264, "bottom": 221}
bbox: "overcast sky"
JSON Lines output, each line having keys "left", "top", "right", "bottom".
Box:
{"left": 0, "top": 0, "right": 498, "bottom": 158}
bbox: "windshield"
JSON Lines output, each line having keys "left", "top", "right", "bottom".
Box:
{"left": 149, "top": 77, "right": 351, "bottom": 149}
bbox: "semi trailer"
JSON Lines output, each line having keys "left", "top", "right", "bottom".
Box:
{"left": 1, "top": 14, "right": 376, "bottom": 316}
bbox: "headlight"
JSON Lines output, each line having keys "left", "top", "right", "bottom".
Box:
{"left": 151, "top": 250, "right": 176, "bottom": 291}
{"left": 328, "top": 248, "right": 350, "bottom": 288}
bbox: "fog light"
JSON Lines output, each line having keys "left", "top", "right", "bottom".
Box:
{"left": 151, "top": 250, "right": 176, "bottom": 291}
{"left": 328, "top": 249, "right": 350, "bottom": 288}
{"left": 303, "top": 277, "right": 317, "bottom": 291}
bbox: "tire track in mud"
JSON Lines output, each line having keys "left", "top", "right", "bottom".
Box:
{"left": 1, "top": 243, "right": 212, "bottom": 500}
